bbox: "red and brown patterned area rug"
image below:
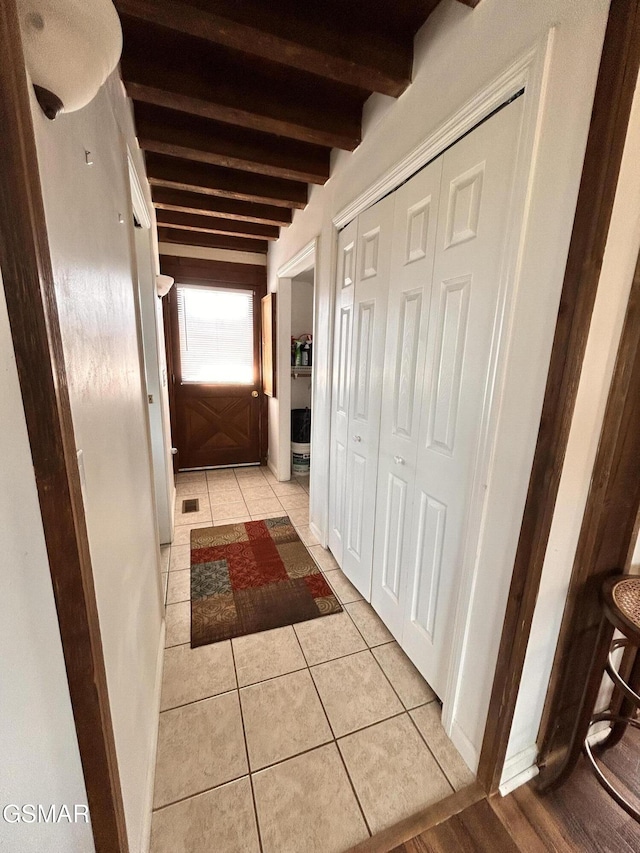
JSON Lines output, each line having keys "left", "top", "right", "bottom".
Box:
{"left": 190, "top": 516, "right": 342, "bottom": 647}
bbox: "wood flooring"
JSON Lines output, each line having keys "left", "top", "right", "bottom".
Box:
{"left": 392, "top": 727, "right": 640, "bottom": 852}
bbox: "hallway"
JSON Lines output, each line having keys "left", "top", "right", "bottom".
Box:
{"left": 152, "top": 466, "right": 474, "bottom": 853}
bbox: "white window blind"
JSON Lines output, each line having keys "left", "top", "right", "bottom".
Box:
{"left": 177, "top": 286, "right": 254, "bottom": 384}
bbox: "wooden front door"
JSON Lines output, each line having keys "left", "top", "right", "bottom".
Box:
{"left": 167, "top": 278, "right": 266, "bottom": 469}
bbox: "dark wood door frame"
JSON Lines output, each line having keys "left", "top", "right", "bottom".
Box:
{"left": 160, "top": 255, "right": 268, "bottom": 470}
{"left": 0, "top": 3, "right": 128, "bottom": 851}
{"left": 478, "top": 0, "right": 640, "bottom": 794}
{"left": 536, "top": 244, "right": 640, "bottom": 789}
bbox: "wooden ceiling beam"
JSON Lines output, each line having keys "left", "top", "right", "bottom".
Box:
{"left": 134, "top": 103, "right": 330, "bottom": 185}
{"left": 145, "top": 153, "right": 307, "bottom": 209}
{"left": 151, "top": 188, "right": 292, "bottom": 227}
{"left": 115, "top": 0, "right": 412, "bottom": 97}
{"left": 155, "top": 209, "right": 279, "bottom": 240}
{"left": 119, "top": 22, "right": 363, "bottom": 152}
{"left": 157, "top": 227, "right": 268, "bottom": 254}
{"left": 124, "top": 73, "right": 361, "bottom": 151}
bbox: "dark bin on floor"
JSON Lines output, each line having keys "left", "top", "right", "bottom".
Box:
{"left": 291, "top": 408, "right": 312, "bottom": 443}
{"left": 291, "top": 408, "right": 311, "bottom": 475}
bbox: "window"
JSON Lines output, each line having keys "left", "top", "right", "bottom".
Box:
{"left": 176, "top": 285, "right": 254, "bottom": 384}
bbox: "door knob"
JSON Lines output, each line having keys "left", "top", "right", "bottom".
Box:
{"left": 353, "top": 435, "right": 362, "bottom": 442}
{"left": 394, "top": 455, "right": 405, "bottom": 465}
{"left": 251, "top": 390, "right": 259, "bottom": 397}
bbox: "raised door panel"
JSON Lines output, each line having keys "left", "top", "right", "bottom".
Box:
{"left": 342, "top": 193, "right": 395, "bottom": 598}
{"left": 402, "top": 97, "right": 525, "bottom": 699}
{"left": 371, "top": 158, "right": 442, "bottom": 637}
{"left": 380, "top": 473, "right": 409, "bottom": 603}
{"left": 328, "top": 219, "right": 357, "bottom": 562}
{"left": 410, "top": 491, "right": 447, "bottom": 643}
{"left": 426, "top": 275, "right": 472, "bottom": 455}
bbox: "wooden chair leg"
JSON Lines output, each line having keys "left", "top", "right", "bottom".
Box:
{"left": 537, "top": 617, "right": 614, "bottom": 792}
{"left": 598, "top": 645, "right": 640, "bottom": 751}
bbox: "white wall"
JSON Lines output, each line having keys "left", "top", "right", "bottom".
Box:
{"left": 0, "top": 272, "right": 94, "bottom": 853}
{"left": 31, "top": 75, "right": 164, "bottom": 851}
{"left": 268, "top": 0, "right": 610, "bottom": 767}
{"left": 505, "top": 62, "right": 640, "bottom": 784}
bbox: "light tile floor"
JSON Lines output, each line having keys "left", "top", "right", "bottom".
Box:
{"left": 154, "top": 465, "right": 474, "bottom": 853}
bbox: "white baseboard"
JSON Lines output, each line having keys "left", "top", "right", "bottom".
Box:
{"left": 139, "top": 619, "right": 166, "bottom": 853}
{"left": 497, "top": 722, "right": 613, "bottom": 799}
{"left": 499, "top": 762, "right": 539, "bottom": 797}
{"left": 587, "top": 720, "right": 612, "bottom": 746}
{"left": 499, "top": 744, "right": 539, "bottom": 796}
{"left": 267, "top": 458, "right": 279, "bottom": 479}
{"left": 308, "top": 519, "right": 326, "bottom": 549}
{"left": 449, "top": 719, "right": 479, "bottom": 775}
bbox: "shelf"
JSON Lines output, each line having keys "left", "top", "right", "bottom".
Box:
{"left": 291, "top": 366, "right": 312, "bottom": 378}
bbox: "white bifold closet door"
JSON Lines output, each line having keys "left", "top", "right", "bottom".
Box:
{"left": 373, "top": 96, "right": 524, "bottom": 699}
{"left": 371, "top": 156, "right": 443, "bottom": 640}
{"left": 341, "top": 193, "right": 394, "bottom": 597}
{"left": 328, "top": 218, "right": 357, "bottom": 565}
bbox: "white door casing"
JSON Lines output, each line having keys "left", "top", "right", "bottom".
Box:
{"left": 371, "top": 157, "right": 443, "bottom": 639}
{"left": 328, "top": 219, "right": 357, "bottom": 564}
{"left": 402, "top": 97, "right": 525, "bottom": 700}
{"left": 342, "top": 193, "right": 395, "bottom": 598}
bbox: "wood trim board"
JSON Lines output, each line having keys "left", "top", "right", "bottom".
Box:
{"left": 0, "top": 2, "right": 129, "bottom": 850}
{"left": 536, "top": 231, "right": 640, "bottom": 789}
{"left": 261, "top": 292, "right": 276, "bottom": 398}
{"left": 159, "top": 253, "right": 266, "bottom": 286}
{"left": 347, "top": 784, "right": 485, "bottom": 853}
{"left": 477, "top": 0, "right": 640, "bottom": 794}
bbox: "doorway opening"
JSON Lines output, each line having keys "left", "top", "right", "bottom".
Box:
{"left": 290, "top": 267, "right": 314, "bottom": 483}
{"left": 272, "top": 239, "right": 318, "bottom": 492}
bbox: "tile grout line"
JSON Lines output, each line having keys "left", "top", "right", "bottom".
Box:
{"left": 230, "top": 640, "right": 265, "bottom": 853}
{"left": 405, "top": 704, "right": 461, "bottom": 794}
{"left": 334, "top": 737, "right": 374, "bottom": 839}
{"left": 164, "top": 635, "right": 397, "bottom": 668}
{"left": 156, "top": 695, "right": 430, "bottom": 814}
{"left": 160, "top": 685, "right": 240, "bottom": 714}
{"left": 307, "top": 675, "right": 374, "bottom": 838}
{"left": 292, "top": 600, "right": 445, "bottom": 836}
{"left": 367, "top": 642, "right": 431, "bottom": 718}
{"left": 362, "top": 640, "right": 460, "bottom": 787}
{"left": 314, "top": 549, "right": 468, "bottom": 792}
{"left": 161, "top": 647, "right": 436, "bottom": 715}
{"left": 292, "top": 618, "right": 374, "bottom": 838}
{"left": 161, "top": 637, "right": 434, "bottom": 708}
{"left": 152, "top": 770, "right": 249, "bottom": 813}
{"left": 295, "top": 528, "right": 461, "bottom": 830}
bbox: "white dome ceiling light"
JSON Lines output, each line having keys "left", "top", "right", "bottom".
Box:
{"left": 18, "top": 0, "right": 123, "bottom": 120}
{"left": 156, "top": 275, "right": 175, "bottom": 298}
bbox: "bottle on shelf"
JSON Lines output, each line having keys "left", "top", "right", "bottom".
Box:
{"left": 292, "top": 333, "right": 313, "bottom": 370}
